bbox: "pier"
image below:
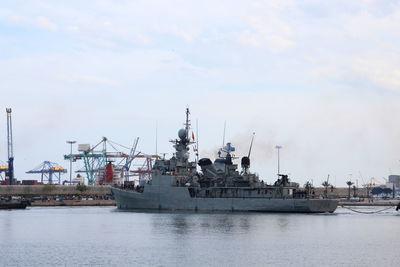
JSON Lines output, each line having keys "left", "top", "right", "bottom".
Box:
{"left": 0, "top": 185, "right": 115, "bottom": 206}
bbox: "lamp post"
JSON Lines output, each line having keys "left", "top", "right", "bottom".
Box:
{"left": 275, "top": 145, "right": 282, "bottom": 177}
{"left": 66, "top": 140, "right": 76, "bottom": 185}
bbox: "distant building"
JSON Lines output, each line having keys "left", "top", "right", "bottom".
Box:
{"left": 388, "top": 175, "right": 400, "bottom": 188}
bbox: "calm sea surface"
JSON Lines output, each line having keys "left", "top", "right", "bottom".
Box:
{"left": 0, "top": 206, "right": 399, "bottom": 267}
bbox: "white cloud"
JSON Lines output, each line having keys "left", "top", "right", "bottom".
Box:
{"left": 55, "top": 74, "right": 118, "bottom": 86}
{"left": 352, "top": 54, "right": 400, "bottom": 91}
{"left": 236, "top": 30, "right": 261, "bottom": 47}
{"left": 66, "top": 25, "right": 79, "bottom": 33}
{"left": 35, "top": 16, "right": 58, "bottom": 31}
{"left": 244, "top": 15, "right": 295, "bottom": 52}
{"left": 155, "top": 23, "right": 203, "bottom": 43}
{"left": 0, "top": 9, "right": 59, "bottom": 32}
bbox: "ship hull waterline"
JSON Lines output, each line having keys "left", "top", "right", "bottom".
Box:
{"left": 112, "top": 187, "right": 338, "bottom": 213}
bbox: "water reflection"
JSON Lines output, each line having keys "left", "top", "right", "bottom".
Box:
{"left": 171, "top": 215, "right": 190, "bottom": 235}
{"left": 0, "top": 211, "right": 14, "bottom": 240}
{"left": 239, "top": 217, "right": 250, "bottom": 229}
{"left": 151, "top": 212, "right": 254, "bottom": 236}
{"left": 276, "top": 216, "right": 290, "bottom": 231}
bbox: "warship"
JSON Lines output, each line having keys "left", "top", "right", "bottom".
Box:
{"left": 112, "top": 109, "right": 338, "bottom": 213}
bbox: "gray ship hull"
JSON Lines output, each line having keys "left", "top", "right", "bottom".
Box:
{"left": 112, "top": 186, "right": 338, "bottom": 213}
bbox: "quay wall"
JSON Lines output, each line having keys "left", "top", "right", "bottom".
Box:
{"left": 312, "top": 187, "right": 371, "bottom": 198}
{"left": 0, "top": 185, "right": 112, "bottom": 196}
{"left": 31, "top": 199, "right": 116, "bottom": 206}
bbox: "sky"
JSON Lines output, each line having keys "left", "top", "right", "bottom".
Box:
{"left": 1, "top": 0, "right": 400, "bottom": 187}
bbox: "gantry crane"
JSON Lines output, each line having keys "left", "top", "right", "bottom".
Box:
{"left": 130, "top": 154, "right": 154, "bottom": 181}
{"left": 123, "top": 137, "right": 139, "bottom": 182}
{"left": 0, "top": 160, "right": 8, "bottom": 180}
{"left": 26, "top": 161, "right": 67, "bottom": 184}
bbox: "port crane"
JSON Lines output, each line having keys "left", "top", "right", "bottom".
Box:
{"left": 64, "top": 137, "right": 117, "bottom": 185}
{"left": 64, "top": 137, "right": 158, "bottom": 185}
{"left": 129, "top": 154, "right": 154, "bottom": 181}
{"left": 26, "top": 161, "right": 67, "bottom": 184}
{"left": 0, "top": 160, "right": 8, "bottom": 180}
{"left": 123, "top": 137, "right": 139, "bottom": 182}
{"left": 5, "top": 108, "right": 14, "bottom": 185}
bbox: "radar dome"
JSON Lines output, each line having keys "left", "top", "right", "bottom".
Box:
{"left": 178, "top": 128, "right": 187, "bottom": 140}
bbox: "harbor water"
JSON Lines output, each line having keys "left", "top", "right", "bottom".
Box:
{"left": 1, "top": 206, "right": 399, "bottom": 267}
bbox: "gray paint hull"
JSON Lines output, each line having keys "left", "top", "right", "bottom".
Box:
{"left": 112, "top": 187, "right": 338, "bottom": 213}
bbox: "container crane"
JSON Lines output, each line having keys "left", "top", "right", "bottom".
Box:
{"left": 64, "top": 136, "right": 160, "bottom": 185}
{"left": 130, "top": 154, "right": 153, "bottom": 181}
{"left": 64, "top": 137, "right": 143, "bottom": 185}
{"left": 26, "top": 161, "right": 67, "bottom": 184}
{"left": 123, "top": 137, "right": 139, "bottom": 182}
{"left": 0, "top": 160, "right": 8, "bottom": 180}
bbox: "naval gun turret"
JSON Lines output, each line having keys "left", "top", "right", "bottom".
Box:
{"left": 241, "top": 132, "right": 255, "bottom": 175}
{"left": 241, "top": 156, "right": 250, "bottom": 173}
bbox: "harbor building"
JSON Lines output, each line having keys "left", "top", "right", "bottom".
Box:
{"left": 388, "top": 175, "right": 400, "bottom": 188}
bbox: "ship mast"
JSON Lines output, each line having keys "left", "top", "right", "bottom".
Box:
{"left": 185, "top": 107, "right": 190, "bottom": 144}
{"left": 169, "top": 108, "right": 195, "bottom": 170}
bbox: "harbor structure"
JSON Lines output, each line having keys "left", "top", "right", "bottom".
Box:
{"left": 26, "top": 161, "right": 67, "bottom": 184}
{"left": 66, "top": 140, "right": 77, "bottom": 185}
{"left": 388, "top": 175, "right": 400, "bottom": 188}
{"left": 64, "top": 137, "right": 158, "bottom": 185}
{"left": 6, "top": 108, "right": 14, "bottom": 185}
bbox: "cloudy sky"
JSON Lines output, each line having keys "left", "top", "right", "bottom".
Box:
{"left": 1, "top": 0, "right": 400, "bottom": 186}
